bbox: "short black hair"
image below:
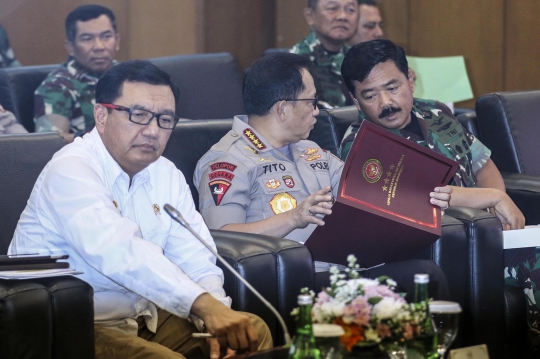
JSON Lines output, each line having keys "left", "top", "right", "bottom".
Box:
{"left": 65, "top": 5, "right": 117, "bottom": 42}
{"left": 358, "top": 0, "right": 378, "bottom": 6}
{"left": 310, "top": 0, "right": 376, "bottom": 8}
{"left": 96, "top": 60, "right": 179, "bottom": 108}
{"left": 243, "top": 53, "right": 311, "bottom": 117}
{"left": 341, "top": 38, "right": 409, "bottom": 93}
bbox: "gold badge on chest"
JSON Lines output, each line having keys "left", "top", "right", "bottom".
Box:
{"left": 153, "top": 204, "right": 161, "bottom": 215}
{"left": 269, "top": 192, "right": 297, "bottom": 214}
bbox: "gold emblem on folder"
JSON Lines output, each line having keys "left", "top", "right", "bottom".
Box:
{"left": 362, "top": 159, "right": 383, "bottom": 183}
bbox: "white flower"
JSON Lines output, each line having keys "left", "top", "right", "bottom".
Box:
{"left": 372, "top": 297, "right": 406, "bottom": 320}
{"left": 355, "top": 278, "right": 380, "bottom": 288}
{"left": 324, "top": 300, "right": 345, "bottom": 317}
{"left": 364, "top": 328, "right": 381, "bottom": 343}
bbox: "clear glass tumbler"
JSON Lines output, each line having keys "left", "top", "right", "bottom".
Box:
{"left": 429, "top": 301, "right": 462, "bottom": 358}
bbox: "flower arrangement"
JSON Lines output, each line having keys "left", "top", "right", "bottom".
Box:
{"left": 310, "top": 255, "right": 430, "bottom": 352}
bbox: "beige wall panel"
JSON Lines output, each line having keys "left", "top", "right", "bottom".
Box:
{"left": 203, "top": 0, "right": 275, "bottom": 71}
{"left": 504, "top": 0, "right": 540, "bottom": 91}
{"left": 0, "top": 0, "right": 129, "bottom": 65}
{"left": 408, "top": 0, "right": 504, "bottom": 108}
{"left": 128, "top": 0, "right": 199, "bottom": 60}
{"left": 377, "top": 0, "right": 409, "bottom": 51}
{"left": 275, "top": 0, "right": 309, "bottom": 49}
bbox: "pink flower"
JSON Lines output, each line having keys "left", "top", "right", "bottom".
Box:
{"left": 376, "top": 323, "right": 391, "bottom": 338}
{"left": 403, "top": 323, "right": 414, "bottom": 340}
{"left": 316, "top": 291, "right": 331, "bottom": 304}
{"left": 364, "top": 285, "right": 404, "bottom": 302}
{"left": 342, "top": 296, "right": 371, "bottom": 326}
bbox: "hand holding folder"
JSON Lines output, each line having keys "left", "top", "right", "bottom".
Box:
{"left": 305, "top": 121, "right": 458, "bottom": 267}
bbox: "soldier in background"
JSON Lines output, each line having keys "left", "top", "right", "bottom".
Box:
{"left": 290, "top": 0, "right": 359, "bottom": 109}
{"left": 34, "top": 5, "right": 119, "bottom": 143}
{"left": 0, "top": 25, "right": 20, "bottom": 68}
{"left": 348, "top": 0, "right": 384, "bottom": 46}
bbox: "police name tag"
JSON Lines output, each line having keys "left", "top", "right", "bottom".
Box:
{"left": 449, "top": 344, "right": 489, "bottom": 359}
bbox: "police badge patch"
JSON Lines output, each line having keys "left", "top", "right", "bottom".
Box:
{"left": 209, "top": 180, "right": 231, "bottom": 205}
{"left": 282, "top": 175, "right": 295, "bottom": 188}
{"left": 266, "top": 178, "right": 281, "bottom": 189}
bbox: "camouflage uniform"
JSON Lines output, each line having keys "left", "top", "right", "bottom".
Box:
{"left": 0, "top": 25, "right": 20, "bottom": 68}
{"left": 34, "top": 57, "right": 116, "bottom": 135}
{"left": 339, "top": 99, "right": 491, "bottom": 187}
{"left": 341, "top": 98, "right": 540, "bottom": 350}
{"left": 290, "top": 31, "right": 353, "bottom": 109}
{"left": 505, "top": 248, "right": 540, "bottom": 351}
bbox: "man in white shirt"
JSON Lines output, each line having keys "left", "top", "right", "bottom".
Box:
{"left": 9, "top": 60, "right": 271, "bottom": 359}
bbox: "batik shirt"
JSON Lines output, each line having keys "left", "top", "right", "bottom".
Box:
{"left": 291, "top": 31, "right": 353, "bottom": 109}
{"left": 0, "top": 25, "right": 20, "bottom": 68}
{"left": 340, "top": 99, "right": 491, "bottom": 187}
{"left": 34, "top": 57, "right": 116, "bottom": 135}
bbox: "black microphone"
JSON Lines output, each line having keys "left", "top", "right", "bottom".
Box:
{"left": 164, "top": 203, "right": 292, "bottom": 345}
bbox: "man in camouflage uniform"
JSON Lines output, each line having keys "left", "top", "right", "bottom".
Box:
{"left": 34, "top": 5, "right": 119, "bottom": 142}
{"left": 0, "top": 25, "right": 20, "bottom": 68}
{"left": 290, "top": 0, "right": 359, "bottom": 109}
{"left": 340, "top": 38, "right": 535, "bottom": 348}
{"left": 340, "top": 97, "right": 487, "bottom": 188}
{"left": 340, "top": 39, "right": 523, "bottom": 228}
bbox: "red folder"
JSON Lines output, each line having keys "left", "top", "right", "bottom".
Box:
{"left": 305, "top": 120, "right": 459, "bottom": 267}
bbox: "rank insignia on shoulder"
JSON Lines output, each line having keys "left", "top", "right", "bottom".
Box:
{"left": 269, "top": 192, "right": 297, "bottom": 214}
{"left": 153, "top": 204, "right": 161, "bottom": 215}
{"left": 266, "top": 178, "right": 281, "bottom": 189}
{"left": 209, "top": 180, "right": 231, "bottom": 206}
{"left": 112, "top": 200, "right": 118, "bottom": 209}
{"left": 282, "top": 175, "right": 295, "bottom": 188}
{"left": 243, "top": 128, "right": 267, "bottom": 150}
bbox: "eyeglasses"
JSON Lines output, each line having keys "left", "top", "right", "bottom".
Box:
{"left": 99, "top": 103, "right": 180, "bottom": 130}
{"left": 277, "top": 95, "right": 319, "bottom": 110}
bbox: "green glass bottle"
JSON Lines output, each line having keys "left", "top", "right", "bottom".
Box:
{"left": 412, "top": 273, "right": 439, "bottom": 359}
{"left": 288, "top": 294, "right": 321, "bottom": 359}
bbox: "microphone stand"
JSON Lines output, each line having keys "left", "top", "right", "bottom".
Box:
{"left": 164, "top": 204, "right": 292, "bottom": 345}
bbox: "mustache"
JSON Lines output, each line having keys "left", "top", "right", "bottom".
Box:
{"left": 379, "top": 106, "right": 402, "bottom": 119}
